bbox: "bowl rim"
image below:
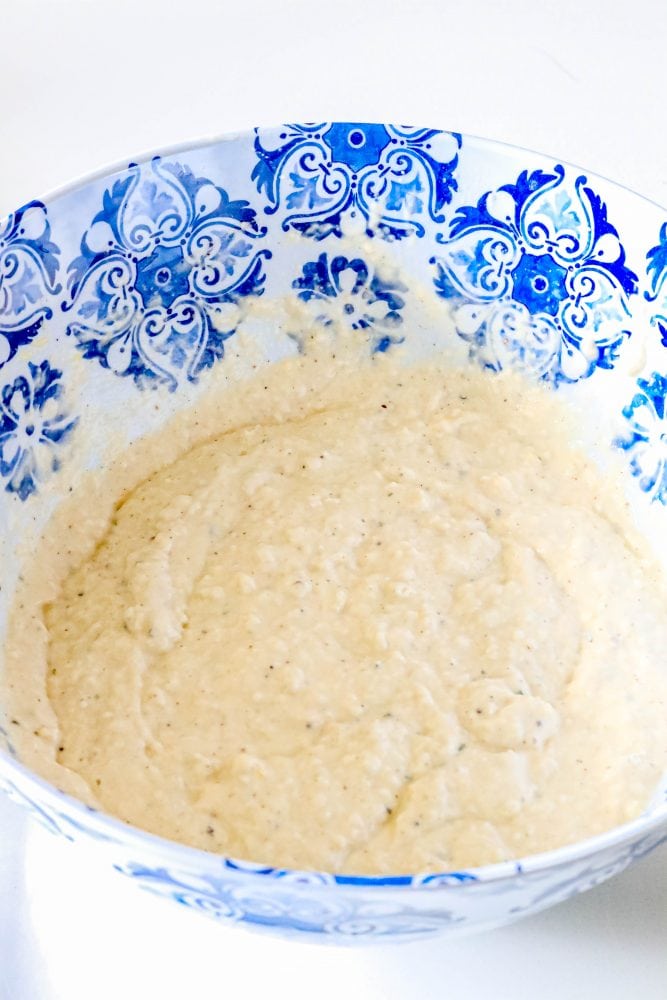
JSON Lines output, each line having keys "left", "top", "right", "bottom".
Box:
{"left": 1, "top": 121, "right": 666, "bottom": 891}
{"left": 3, "top": 749, "right": 666, "bottom": 888}
{"left": 2, "top": 120, "right": 667, "bottom": 224}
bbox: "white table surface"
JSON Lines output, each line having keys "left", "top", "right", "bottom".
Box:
{"left": 1, "top": 1, "right": 667, "bottom": 997}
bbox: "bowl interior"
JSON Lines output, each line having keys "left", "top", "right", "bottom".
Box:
{"left": 1, "top": 122, "right": 667, "bottom": 835}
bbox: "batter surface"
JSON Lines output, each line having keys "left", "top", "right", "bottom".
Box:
{"left": 8, "top": 358, "right": 667, "bottom": 872}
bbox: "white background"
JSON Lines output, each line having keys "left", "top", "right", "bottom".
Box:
{"left": 1, "top": 0, "right": 667, "bottom": 997}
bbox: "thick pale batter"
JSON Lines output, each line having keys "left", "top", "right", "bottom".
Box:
{"left": 7, "top": 357, "right": 667, "bottom": 872}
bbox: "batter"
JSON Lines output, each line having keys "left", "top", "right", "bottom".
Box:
{"left": 7, "top": 356, "right": 667, "bottom": 872}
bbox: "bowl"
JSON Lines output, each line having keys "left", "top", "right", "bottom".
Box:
{"left": 1, "top": 122, "right": 666, "bottom": 944}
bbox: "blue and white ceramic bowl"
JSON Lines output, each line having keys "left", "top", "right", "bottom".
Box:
{"left": 1, "top": 123, "right": 667, "bottom": 944}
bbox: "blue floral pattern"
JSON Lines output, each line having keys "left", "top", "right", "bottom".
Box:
{"left": 0, "top": 360, "right": 76, "bottom": 500}
{"left": 112, "top": 862, "right": 463, "bottom": 938}
{"left": 62, "top": 158, "right": 271, "bottom": 391}
{"left": 645, "top": 222, "right": 667, "bottom": 348}
{"left": 506, "top": 826, "right": 667, "bottom": 918}
{"left": 616, "top": 372, "right": 667, "bottom": 503}
{"left": 0, "top": 202, "right": 61, "bottom": 367}
{"left": 431, "top": 166, "right": 638, "bottom": 384}
{"left": 0, "top": 777, "right": 119, "bottom": 843}
{"left": 252, "top": 123, "right": 462, "bottom": 239}
{"left": 0, "top": 723, "right": 15, "bottom": 758}
{"left": 292, "top": 253, "right": 406, "bottom": 352}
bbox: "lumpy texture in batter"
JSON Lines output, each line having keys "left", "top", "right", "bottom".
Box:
{"left": 13, "top": 360, "right": 667, "bottom": 872}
